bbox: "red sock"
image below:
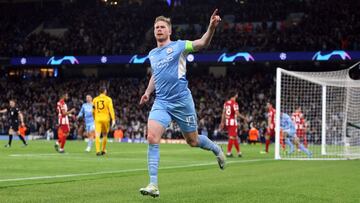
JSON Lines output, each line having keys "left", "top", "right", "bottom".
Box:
{"left": 265, "top": 139, "right": 270, "bottom": 152}
{"left": 60, "top": 135, "right": 67, "bottom": 149}
{"left": 57, "top": 129, "right": 62, "bottom": 144}
{"left": 303, "top": 137, "right": 308, "bottom": 148}
{"left": 234, "top": 139, "right": 240, "bottom": 153}
{"left": 280, "top": 138, "right": 286, "bottom": 150}
{"left": 227, "top": 139, "right": 233, "bottom": 154}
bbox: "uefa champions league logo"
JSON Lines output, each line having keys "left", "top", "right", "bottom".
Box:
{"left": 129, "top": 55, "right": 149, "bottom": 64}
{"left": 312, "top": 51, "right": 352, "bottom": 61}
{"left": 47, "top": 56, "right": 79, "bottom": 65}
{"left": 218, "top": 52, "right": 255, "bottom": 62}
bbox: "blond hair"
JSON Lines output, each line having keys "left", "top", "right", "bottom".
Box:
{"left": 154, "top": 16, "right": 172, "bottom": 29}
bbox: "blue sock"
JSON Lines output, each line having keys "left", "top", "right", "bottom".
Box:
{"left": 148, "top": 144, "right": 159, "bottom": 185}
{"left": 87, "top": 139, "right": 93, "bottom": 148}
{"left": 285, "top": 138, "right": 294, "bottom": 154}
{"left": 299, "top": 143, "right": 311, "bottom": 157}
{"left": 197, "top": 134, "right": 220, "bottom": 156}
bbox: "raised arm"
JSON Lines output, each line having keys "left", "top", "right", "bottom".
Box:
{"left": 140, "top": 74, "right": 155, "bottom": 105}
{"left": 0, "top": 109, "right": 7, "bottom": 114}
{"left": 192, "top": 9, "right": 221, "bottom": 52}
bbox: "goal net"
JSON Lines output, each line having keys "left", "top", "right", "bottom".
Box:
{"left": 275, "top": 63, "right": 360, "bottom": 160}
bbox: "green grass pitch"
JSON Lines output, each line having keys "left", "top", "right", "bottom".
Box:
{"left": 0, "top": 140, "right": 359, "bottom": 203}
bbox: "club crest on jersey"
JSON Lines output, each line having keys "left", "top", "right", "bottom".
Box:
{"left": 166, "top": 47, "right": 173, "bottom": 54}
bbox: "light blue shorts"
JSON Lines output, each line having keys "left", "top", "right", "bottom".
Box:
{"left": 283, "top": 128, "right": 296, "bottom": 138}
{"left": 85, "top": 123, "right": 95, "bottom": 132}
{"left": 149, "top": 95, "right": 197, "bottom": 133}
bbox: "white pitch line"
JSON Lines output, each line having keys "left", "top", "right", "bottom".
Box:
{"left": 0, "top": 159, "right": 269, "bottom": 183}
{"left": 8, "top": 154, "right": 201, "bottom": 163}
{"left": 10, "top": 154, "right": 67, "bottom": 157}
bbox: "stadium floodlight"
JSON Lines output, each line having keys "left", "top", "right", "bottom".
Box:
{"left": 275, "top": 62, "right": 360, "bottom": 160}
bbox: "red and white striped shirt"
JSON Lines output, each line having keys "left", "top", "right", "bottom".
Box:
{"left": 223, "top": 99, "right": 239, "bottom": 127}
{"left": 292, "top": 112, "right": 305, "bottom": 130}
{"left": 57, "top": 99, "right": 69, "bottom": 126}
{"left": 268, "top": 107, "right": 276, "bottom": 130}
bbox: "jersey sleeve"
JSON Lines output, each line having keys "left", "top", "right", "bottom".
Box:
{"left": 92, "top": 99, "right": 96, "bottom": 117}
{"left": 178, "top": 40, "right": 194, "bottom": 54}
{"left": 108, "top": 98, "right": 115, "bottom": 121}
{"left": 57, "top": 102, "right": 66, "bottom": 116}
{"left": 233, "top": 102, "right": 239, "bottom": 111}
{"left": 184, "top": 40, "right": 194, "bottom": 53}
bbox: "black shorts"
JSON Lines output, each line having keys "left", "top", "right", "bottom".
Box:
{"left": 9, "top": 123, "right": 19, "bottom": 131}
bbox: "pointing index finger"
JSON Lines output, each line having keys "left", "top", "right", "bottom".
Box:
{"left": 211, "top": 9, "right": 218, "bottom": 17}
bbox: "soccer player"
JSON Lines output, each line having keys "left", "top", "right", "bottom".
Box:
{"left": 292, "top": 106, "right": 307, "bottom": 148}
{"left": 139, "top": 9, "right": 224, "bottom": 198}
{"left": 248, "top": 123, "right": 259, "bottom": 145}
{"left": 0, "top": 100, "right": 28, "bottom": 147}
{"left": 262, "top": 102, "right": 275, "bottom": 153}
{"left": 55, "top": 92, "right": 75, "bottom": 153}
{"left": 77, "top": 95, "right": 95, "bottom": 152}
{"left": 219, "top": 91, "right": 247, "bottom": 157}
{"left": 281, "top": 112, "right": 312, "bottom": 157}
{"left": 261, "top": 102, "right": 286, "bottom": 154}
{"left": 93, "top": 86, "right": 116, "bottom": 156}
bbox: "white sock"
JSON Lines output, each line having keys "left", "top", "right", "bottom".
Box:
{"left": 88, "top": 139, "right": 93, "bottom": 148}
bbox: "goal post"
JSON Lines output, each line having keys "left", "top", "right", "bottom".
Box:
{"left": 275, "top": 62, "right": 360, "bottom": 160}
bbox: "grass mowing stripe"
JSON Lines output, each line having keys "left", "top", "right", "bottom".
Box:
{"left": 0, "top": 159, "right": 269, "bottom": 183}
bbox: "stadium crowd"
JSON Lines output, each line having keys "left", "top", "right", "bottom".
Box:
{"left": 0, "top": 72, "right": 274, "bottom": 141}
{"left": 0, "top": 0, "right": 359, "bottom": 57}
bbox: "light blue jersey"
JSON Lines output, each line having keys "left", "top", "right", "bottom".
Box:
{"left": 149, "top": 40, "right": 192, "bottom": 102}
{"left": 148, "top": 40, "right": 197, "bottom": 132}
{"left": 78, "top": 103, "right": 95, "bottom": 132}
{"left": 281, "top": 113, "right": 296, "bottom": 137}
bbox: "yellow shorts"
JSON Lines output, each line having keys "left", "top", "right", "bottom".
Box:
{"left": 95, "top": 120, "right": 110, "bottom": 134}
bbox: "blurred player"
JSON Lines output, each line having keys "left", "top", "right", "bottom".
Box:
{"left": 18, "top": 125, "right": 27, "bottom": 139}
{"left": 77, "top": 95, "right": 95, "bottom": 152}
{"left": 139, "top": 10, "right": 224, "bottom": 198}
{"left": 220, "top": 91, "right": 247, "bottom": 157}
{"left": 262, "top": 102, "right": 285, "bottom": 154}
{"left": 55, "top": 92, "right": 75, "bottom": 153}
{"left": 281, "top": 112, "right": 312, "bottom": 157}
{"left": 93, "top": 86, "right": 116, "bottom": 156}
{"left": 0, "top": 100, "right": 28, "bottom": 147}
{"left": 248, "top": 123, "right": 259, "bottom": 145}
{"left": 262, "top": 102, "right": 275, "bottom": 153}
{"left": 292, "top": 106, "right": 307, "bottom": 148}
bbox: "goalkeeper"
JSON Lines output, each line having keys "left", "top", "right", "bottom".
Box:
{"left": 281, "top": 112, "right": 312, "bottom": 157}
{"left": 93, "top": 86, "right": 116, "bottom": 156}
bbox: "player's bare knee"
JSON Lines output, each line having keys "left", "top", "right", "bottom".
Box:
{"left": 147, "top": 133, "right": 158, "bottom": 144}
{"left": 186, "top": 137, "right": 198, "bottom": 147}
